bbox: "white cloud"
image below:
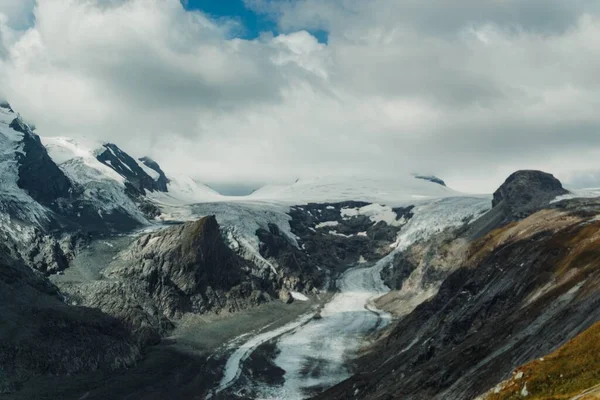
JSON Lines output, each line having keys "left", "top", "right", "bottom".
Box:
{"left": 1, "top": 0, "right": 600, "bottom": 193}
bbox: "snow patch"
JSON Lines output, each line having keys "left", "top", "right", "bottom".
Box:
{"left": 290, "top": 292, "right": 309, "bottom": 301}
{"left": 341, "top": 203, "right": 404, "bottom": 227}
{"left": 315, "top": 220, "right": 339, "bottom": 229}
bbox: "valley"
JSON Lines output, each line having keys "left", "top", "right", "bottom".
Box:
{"left": 2, "top": 101, "right": 600, "bottom": 400}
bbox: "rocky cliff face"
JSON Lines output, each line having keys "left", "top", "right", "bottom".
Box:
{"left": 60, "top": 216, "right": 275, "bottom": 345}
{"left": 97, "top": 143, "right": 168, "bottom": 196}
{"left": 10, "top": 118, "right": 73, "bottom": 208}
{"left": 0, "top": 243, "right": 140, "bottom": 394}
{"left": 139, "top": 156, "right": 169, "bottom": 192}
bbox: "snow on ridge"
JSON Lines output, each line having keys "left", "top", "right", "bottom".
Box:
{"left": 315, "top": 220, "right": 339, "bottom": 229}
{"left": 42, "top": 137, "right": 126, "bottom": 185}
{"left": 137, "top": 161, "right": 161, "bottom": 181}
{"left": 148, "top": 174, "right": 222, "bottom": 206}
{"left": 41, "top": 136, "right": 146, "bottom": 221}
{"left": 341, "top": 203, "right": 405, "bottom": 227}
{"left": 551, "top": 187, "right": 600, "bottom": 203}
{"left": 0, "top": 108, "right": 49, "bottom": 227}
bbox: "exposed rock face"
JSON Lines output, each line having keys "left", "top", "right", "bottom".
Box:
{"left": 21, "top": 231, "right": 87, "bottom": 275}
{"left": 414, "top": 175, "right": 447, "bottom": 187}
{"left": 10, "top": 118, "right": 72, "bottom": 207}
{"left": 97, "top": 143, "right": 167, "bottom": 196}
{"left": 0, "top": 244, "right": 140, "bottom": 394}
{"left": 318, "top": 201, "right": 600, "bottom": 400}
{"left": 380, "top": 250, "right": 419, "bottom": 290}
{"left": 492, "top": 170, "right": 567, "bottom": 212}
{"left": 139, "top": 156, "right": 169, "bottom": 192}
{"left": 287, "top": 202, "right": 407, "bottom": 270}
{"left": 469, "top": 170, "right": 569, "bottom": 238}
{"left": 62, "top": 216, "right": 273, "bottom": 343}
{"left": 256, "top": 222, "right": 323, "bottom": 295}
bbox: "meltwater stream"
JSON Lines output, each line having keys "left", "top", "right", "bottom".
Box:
{"left": 258, "top": 262, "right": 392, "bottom": 399}
{"left": 212, "top": 260, "right": 392, "bottom": 399}
{"left": 213, "top": 197, "right": 492, "bottom": 399}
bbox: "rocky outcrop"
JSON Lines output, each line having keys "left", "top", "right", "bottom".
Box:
{"left": 287, "top": 202, "right": 407, "bottom": 270}
{"left": 470, "top": 170, "right": 568, "bottom": 237}
{"left": 0, "top": 244, "right": 140, "bottom": 394}
{"left": 97, "top": 143, "right": 167, "bottom": 196}
{"left": 21, "top": 231, "right": 88, "bottom": 275}
{"left": 492, "top": 170, "right": 567, "bottom": 213}
{"left": 318, "top": 199, "right": 600, "bottom": 400}
{"left": 62, "top": 216, "right": 274, "bottom": 342}
{"left": 256, "top": 223, "right": 324, "bottom": 295}
{"left": 414, "top": 175, "right": 446, "bottom": 187}
{"left": 139, "top": 156, "right": 169, "bottom": 192}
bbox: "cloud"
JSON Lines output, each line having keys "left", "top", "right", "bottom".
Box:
{"left": 1, "top": 0, "right": 600, "bottom": 193}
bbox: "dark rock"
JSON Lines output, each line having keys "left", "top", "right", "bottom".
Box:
{"left": 0, "top": 243, "right": 140, "bottom": 394}
{"left": 492, "top": 170, "right": 567, "bottom": 211}
{"left": 256, "top": 222, "right": 322, "bottom": 295}
{"left": 97, "top": 143, "right": 166, "bottom": 196}
{"left": 22, "top": 231, "right": 88, "bottom": 275}
{"left": 0, "top": 101, "right": 14, "bottom": 112}
{"left": 286, "top": 202, "right": 407, "bottom": 271}
{"left": 469, "top": 170, "right": 569, "bottom": 237}
{"left": 139, "top": 156, "right": 169, "bottom": 192}
{"left": 392, "top": 205, "right": 415, "bottom": 221}
{"left": 138, "top": 198, "right": 162, "bottom": 219}
{"left": 414, "top": 175, "right": 447, "bottom": 186}
{"left": 10, "top": 118, "right": 73, "bottom": 207}
{"left": 381, "top": 251, "right": 419, "bottom": 290}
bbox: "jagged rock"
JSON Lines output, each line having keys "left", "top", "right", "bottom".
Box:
{"left": 137, "top": 198, "right": 162, "bottom": 219}
{"left": 381, "top": 251, "right": 419, "bottom": 290}
{"left": 139, "top": 156, "right": 169, "bottom": 192}
{"left": 97, "top": 143, "right": 167, "bottom": 195}
{"left": 285, "top": 202, "right": 406, "bottom": 271}
{"left": 256, "top": 222, "right": 322, "bottom": 293}
{"left": 21, "top": 231, "right": 87, "bottom": 275}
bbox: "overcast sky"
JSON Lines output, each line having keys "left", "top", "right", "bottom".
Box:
{"left": 1, "top": 0, "right": 600, "bottom": 193}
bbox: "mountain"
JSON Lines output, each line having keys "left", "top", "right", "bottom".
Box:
{"left": 3, "top": 101, "right": 600, "bottom": 399}
{"left": 0, "top": 222, "right": 140, "bottom": 395}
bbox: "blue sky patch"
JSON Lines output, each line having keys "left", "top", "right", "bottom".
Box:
{"left": 182, "top": 0, "right": 329, "bottom": 43}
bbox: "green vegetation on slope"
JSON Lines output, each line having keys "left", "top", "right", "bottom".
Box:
{"left": 487, "top": 321, "right": 600, "bottom": 400}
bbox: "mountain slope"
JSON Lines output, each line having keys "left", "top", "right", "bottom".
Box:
{"left": 317, "top": 173, "right": 600, "bottom": 400}
{"left": 0, "top": 240, "right": 140, "bottom": 394}
{"left": 483, "top": 321, "right": 600, "bottom": 400}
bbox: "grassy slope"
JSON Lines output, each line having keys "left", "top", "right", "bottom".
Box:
{"left": 487, "top": 321, "right": 600, "bottom": 400}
